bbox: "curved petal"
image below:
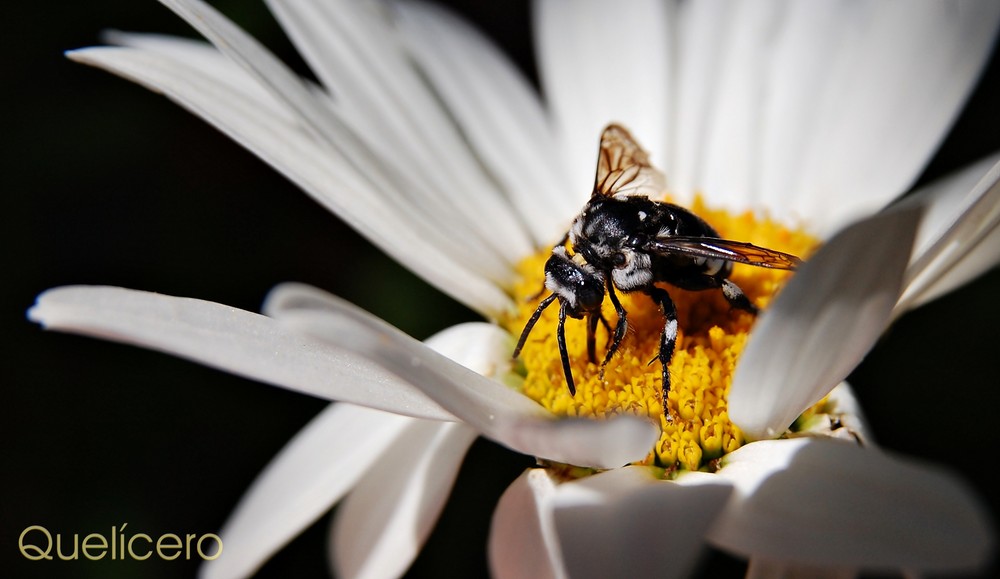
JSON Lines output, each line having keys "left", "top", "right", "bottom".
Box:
{"left": 199, "top": 404, "right": 413, "bottom": 579}
{"left": 153, "top": 0, "right": 477, "bottom": 251}
{"left": 897, "top": 154, "right": 1000, "bottom": 312}
{"left": 670, "top": 1, "right": 1000, "bottom": 234}
{"left": 68, "top": 43, "right": 512, "bottom": 315}
{"left": 28, "top": 285, "right": 454, "bottom": 421}
{"left": 730, "top": 206, "right": 921, "bottom": 440}
{"left": 534, "top": 0, "right": 672, "bottom": 199}
{"left": 489, "top": 469, "right": 566, "bottom": 579}
{"left": 393, "top": 0, "right": 575, "bottom": 242}
{"left": 330, "top": 419, "right": 478, "bottom": 579}
{"left": 776, "top": 1, "right": 999, "bottom": 234}
{"left": 551, "top": 467, "right": 732, "bottom": 579}
{"left": 158, "top": 0, "right": 526, "bottom": 278}
{"left": 265, "top": 283, "right": 659, "bottom": 468}
{"left": 706, "top": 438, "right": 994, "bottom": 573}
{"left": 262, "top": 0, "right": 533, "bottom": 262}
{"left": 101, "top": 30, "right": 297, "bottom": 117}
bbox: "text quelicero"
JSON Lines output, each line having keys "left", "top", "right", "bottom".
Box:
{"left": 18, "top": 524, "right": 223, "bottom": 561}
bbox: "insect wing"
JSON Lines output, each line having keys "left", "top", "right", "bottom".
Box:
{"left": 646, "top": 236, "right": 802, "bottom": 270}
{"left": 593, "top": 124, "right": 667, "bottom": 200}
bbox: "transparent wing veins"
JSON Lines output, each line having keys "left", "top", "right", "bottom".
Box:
{"left": 646, "top": 236, "right": 803, "bottom": 270}
{"left": 592, "top": 124, "right": 667, "bottom": 200}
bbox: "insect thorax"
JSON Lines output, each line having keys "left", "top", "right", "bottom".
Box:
{"left": 569, "top": 197, "right": 727, "bottom": 291}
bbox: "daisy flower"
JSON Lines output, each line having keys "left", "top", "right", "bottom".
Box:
{"left": 28, "top": 0, "right": 1000, "bottom": 577}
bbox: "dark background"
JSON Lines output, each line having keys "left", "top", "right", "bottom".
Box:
{"left": 4, "top": 1, "right": 999, "bottom": 577}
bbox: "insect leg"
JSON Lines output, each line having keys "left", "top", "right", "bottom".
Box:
{"left": 590, "top": 312, "right": 613, "bottom": 364}
{"left": 720, "top": 279, "right": 758, "bottom": 315}
{"left": 599, "top": 282, "right": 628, "bottom": 379}
{"left": 586, "top": 313, "right": 600, "bottom": 364}
{"left": 644, "top": 286, "right": 677, "bottom": 398}
{"left": 513, "top": 293, "right": 558, "bottom": 359}
{"left": 556, "top": 301, "right": 577, "bottom": 395}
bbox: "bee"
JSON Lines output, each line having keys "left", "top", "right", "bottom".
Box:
{"left": 513, "top": 124, "right": 801, "bottom": 398}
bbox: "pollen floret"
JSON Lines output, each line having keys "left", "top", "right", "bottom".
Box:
{"left": 506, "top": 198, "right": 817, "bottom": 474}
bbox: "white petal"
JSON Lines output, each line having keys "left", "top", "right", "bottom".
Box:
{"left": 155, "top": 0, "right": 464, "bottom": 234}
{"left": 535, "top": 0, "right": 672, "bottom": 199}
{"left": 266, "top": 283, "right": 659, "bottom": 468}
{"left": 905, "top": 224, "right": 1000, "bottom": 309}
{"left": 263, "top": 0, "right": 533, "bottom": 262}
{"left": 671, "top": 1, "right": 1000, "bottom": 233}
{"left": 68, "top": 44, "right": 512, "bottom": 316}
{"left": 753, "top": 0, "right": 866, "bottom": 222}
{"left": 707, "top": 438, "right": 994, "bottom": 573}
{"left": 200, "top": 404, "right": 413, "bottom": 579}
{"left": 730, "top": 206, "right": 921, "bottom": 440}
{"left": 787, "top": 1, "right": 1000, "bottom": 234}
{"left": 28, "top": 286, "right": 454, "bottom": 421}
{"left": 897, "top": 154, "right": 1000, "bottom": 312}
{"left": 102, "top": 30, "right": 297, "bottom": 118}
{"left": 668, "top": 0, "right": 728, "bottom": 203}
{"left": 551, "top": 467, "right": 732, "bottom": 579}
{"left": 157, "top": 0, "right": 340, "bottom": 143}
{"left": 393, "top": 0, "right": 575, "bottom": 243}
{"left": 684, "top": 0, "right": 785, "bottom": 211}
{"left": 150, "top": 0, "right": 520, "bottom": 297}
{"left": 489, "top": 469, "right": 566, "bottom": 579}
{"left": 330, "top": 419, "right": 478, "bottom": 579}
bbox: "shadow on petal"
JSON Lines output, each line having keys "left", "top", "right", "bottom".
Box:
{"left": 709, "top": 438, "right": 994, "bottom": 573}
{"left": 554, "top": 467, "right": 733, "bottom": 579}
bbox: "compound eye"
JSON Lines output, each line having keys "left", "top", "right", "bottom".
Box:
{"left": 612, "top": 252, "right": 627, "bottom": 268}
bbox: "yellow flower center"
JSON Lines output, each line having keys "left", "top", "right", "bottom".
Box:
{"left": 503, "top": 197, "right": 818, "bottom": 474}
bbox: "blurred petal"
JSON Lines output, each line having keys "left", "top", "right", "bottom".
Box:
{"left": 745, "top": 558, "right": 856, "bottom": 579}
{"left": 707, "top": 438, "right": 994, "bottom": 573}
{"left": 781, "top": 1, "right": 1000, "bottom": 235}
{"left": 897, "top": 154, "right": 1000, "bottom": 312}
{"left": 394, "top": 0, "right": 574, "bottom": 242}
{"left": 489, "top": 469, "right": 566, "bottom": 579}
{"left": 752, "top": 0, "right": 864, "bottom": 224}
{"left": 265, "top": 283, "right": 659, "bottom": 468}
{"left": 535, "top": 0, "right": 672, "bottom": 199}
{"left": 792, "top": 0, "right": 1000, "bottom": 233}
{"left": 667, "top": 0, "right": 726, "bottom": 203}
{"left": 330, "top": 419, "right": 478, "bottom": 579}
{"left": 552, "top": 467, "right": 732, "bottom": 579}
{"left": 27, "top": 285, "right": 453, "bottom": 420}
{"left": 200, "top": 404, "right": 413, "bottom": 579}
{"left": 669, "top": 0, "right": 1000, "bottom": 234}
{"left": 678, "top": 0, "right": 785, "bottom": 211}
{"left": 730, "top": 207, "right": 921, "bottom": 440}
